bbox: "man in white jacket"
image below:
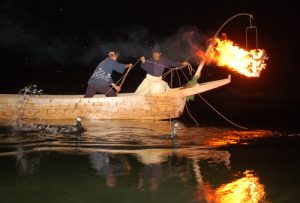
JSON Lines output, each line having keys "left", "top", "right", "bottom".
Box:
{"left": 135, "top": 43, "right": 189, "bottom": 95}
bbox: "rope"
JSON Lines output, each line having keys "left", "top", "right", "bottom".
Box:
{"left": 180, "top": 69, "right": 191, "bottom": 82}
{"left": 196, "top": 94, "right": 249, "bottom": 130}
{"left": 162, "top": 61, "right": 248, "bottom": 129}
{"left": 105, "top": 59, "right": 189, "bottom": 95}
{"left": 143, "top": 57, "right": 249, "bottom": 130}
{"left": 173, "top": 65, "right": 249, "bottom": 130}
{"left": 141, "top": 60, "right": 246, "bottom": 129}
{"left": 141, "top": 59, "right": 194, "bottom": 81}
{"left": 144, "top": 60, "right": 194, "bottom": 74}
{"left": 162, "top": 63, "right": 195, "bottom": 128}
{"left": 175, "top": 69, "right": 181, "bottom": 87}
{"left": 160, "top": 63, "right": 199, "bottom": 126}
{"left": 144, "top": 59, "right": 167, "bottom": 68}
{"left": 118, "top": 59, "right": 141, "bottom": 88}
{"left": 162, "top": 64, "right": 194, "bottom": 78}
{"left": 165, "top": 67, "right": 197, "bottom": 127}
{"left": 104, "top": 59, "right": 140, "bottom": 95}
{"left": 185, "top": 103, "right": 200, "bottom": 126}
{"left": 170, "top": 70, "right": 173, "bottom": 88}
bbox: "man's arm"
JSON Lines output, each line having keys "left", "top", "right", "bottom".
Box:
{"left": 162, "top": 56, "right": 190, "bottom": 67}
{"left": 112, "top": 61, "right": 132, "bottom": 74}
{"left": 161, "top": 56, "right": 182, "bottom": 67}
{"left": 140, "top": 56, "right": 152, "bottom": 72}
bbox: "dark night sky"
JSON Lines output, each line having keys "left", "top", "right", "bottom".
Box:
{"left": 0, "top": 0, "right": 299, "bottom": 96}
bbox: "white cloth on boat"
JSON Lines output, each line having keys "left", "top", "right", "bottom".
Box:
{"left": 134, "top": 74, "right": 170, "bottom": 95}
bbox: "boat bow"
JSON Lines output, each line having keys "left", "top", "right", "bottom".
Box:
{"left": 156, "top": 75, "right": 231, "bottom": 97}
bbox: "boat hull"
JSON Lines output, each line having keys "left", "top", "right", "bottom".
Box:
{"left": 0, "top": 76, "right": 230, "bottom": 121}
{"left": 0, "top": 94, "right": 186, "bottom": 121}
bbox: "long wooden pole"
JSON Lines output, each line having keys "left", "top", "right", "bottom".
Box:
{"left": 194, "top": 43, "right": 214, "bottom": 78}
{"left": 119, "top": 59, "right": 141, "bottom": 88}
{"left": 194, "top": 13, "right": 254, "bottom": 79}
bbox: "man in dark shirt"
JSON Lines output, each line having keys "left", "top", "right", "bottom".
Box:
{"left": 135, "top": 43, "right": 189, "bottom": 95}
{"left": 84, "top": 51, "right": 132, "bottom": 97}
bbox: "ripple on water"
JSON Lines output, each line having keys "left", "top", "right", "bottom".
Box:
{"left": 0, "top": 120, "right": 276, "bottom": 166}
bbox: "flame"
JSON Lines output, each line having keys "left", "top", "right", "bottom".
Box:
{"left": 198, "top": 36, "right": 268, "bottom": 77}
{"left": 213, "top": 170, "right": 266, "bottom": 203}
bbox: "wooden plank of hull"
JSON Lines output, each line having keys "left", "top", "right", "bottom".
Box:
{"left": 0, "top": 76, "right": 230, "bottom": 121}
{"left": 0, "top": 94, "right": 186, "bottom": 121}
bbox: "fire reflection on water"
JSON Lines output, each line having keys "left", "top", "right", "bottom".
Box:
{"left": 194, "top": 161, "right": 267, "bottom": 203}
{"left": 214, "top": 170, "right": 266, "bottom": 203}
{"left": 0, "top": 120, "right": 271, "bottom": 202}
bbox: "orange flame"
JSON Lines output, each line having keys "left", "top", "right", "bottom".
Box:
{"left": 197, "top": 37, "right": 268, "bottom": 77}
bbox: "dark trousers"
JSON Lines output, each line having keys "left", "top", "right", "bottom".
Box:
{"left": 84, "top": 84, "right": 117, "bottom": 98}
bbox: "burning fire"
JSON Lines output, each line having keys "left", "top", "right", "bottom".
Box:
{"left": 197, "top": 36, "right": 268, "bottom": 77}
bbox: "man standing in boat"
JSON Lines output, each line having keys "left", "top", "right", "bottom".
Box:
{"left": 84, "top": 51, "right": 132, "bottom": 97}
{"left": 135, "top": 43, "right": 189, "bottom": 95}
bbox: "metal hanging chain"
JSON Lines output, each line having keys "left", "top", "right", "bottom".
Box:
{"left": 194, "top": 13, "right": 254, "bottom": 78}
{"left": 246, "top": 15, "right": 259, "bottom": 49}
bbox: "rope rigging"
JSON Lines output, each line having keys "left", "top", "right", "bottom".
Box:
{"left": 161, "top": 61, "right": 249, "bottom": 130}
{"left": 104, "top": 56, "right": 249, "bottom": 130}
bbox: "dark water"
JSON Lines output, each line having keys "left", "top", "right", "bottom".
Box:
{"left": 0, "top": 120, "right": 299, "bottom": 203}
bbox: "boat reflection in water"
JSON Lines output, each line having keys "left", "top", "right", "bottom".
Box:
{"left": 0, "top": 119, "right": 279, "bottom": 202}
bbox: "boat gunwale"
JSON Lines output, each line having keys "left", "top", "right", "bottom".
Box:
{"left": 0, "top": 75, "right": 231, "bottom": 100}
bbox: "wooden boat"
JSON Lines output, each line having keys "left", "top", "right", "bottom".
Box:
{"left": 0, "top": 75, "right": 230, "bottom": 121}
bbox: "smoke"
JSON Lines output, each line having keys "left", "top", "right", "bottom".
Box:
{"left": 159, "top": 26, "right": 211, "bottom": 65}
{"left": 0, "top": 0, "right": 211, "bottom": 67}
{"left": 78, "top": 26, "right": 211, "bottom": 66}
{"left": 77, "top": 27, "right": 151, "bottom": 64}
{"left": 1, "top": 24, "right": 210, "bottom": 67}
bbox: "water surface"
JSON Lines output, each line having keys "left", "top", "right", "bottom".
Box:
{"left": 0, "top": 120, "right": 299, "bottom": 203}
